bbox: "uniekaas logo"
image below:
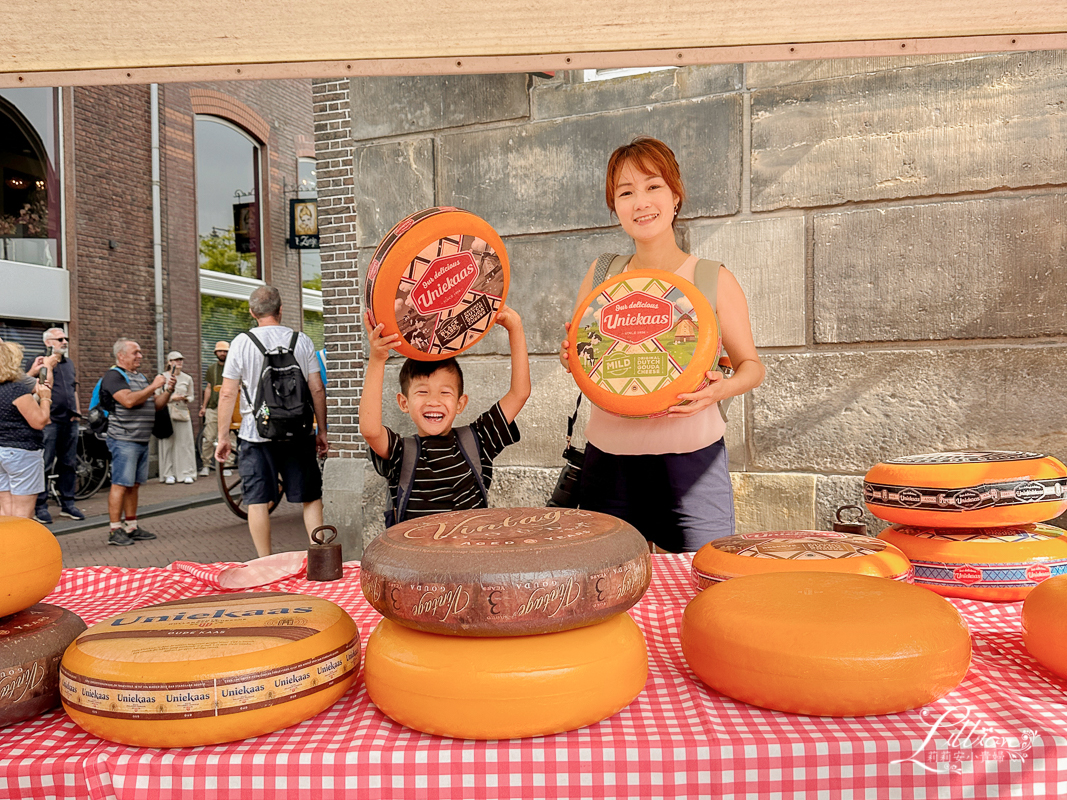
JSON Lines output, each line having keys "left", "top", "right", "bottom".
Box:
{"left": 411, "top": 252, "right": 479, "bottom": 315}
{"left": 599, "top": 292, "right": 673, "bottom": 345}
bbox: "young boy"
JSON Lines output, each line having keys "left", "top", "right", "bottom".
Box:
{"left": 359, "top": 306, "right": 531, "bottom": 525}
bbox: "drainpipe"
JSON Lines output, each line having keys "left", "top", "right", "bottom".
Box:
{"left": 151, "top": 84, "right": 164, "bottom": 374}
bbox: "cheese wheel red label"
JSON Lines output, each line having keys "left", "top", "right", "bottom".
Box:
{"left": 365, "top": 207, "right": 508, "bottom": 360}
{"left": 568, "top": 269, "right": 720, "bottom": 418}
{"left": 361, "top": 508, "right": 651, "bottom": 636}
{"left": 864, "top": 450, "right": 1067, "bottom": 528}
{"left": 691, "top": 531, "right": 913, "bottom": 588}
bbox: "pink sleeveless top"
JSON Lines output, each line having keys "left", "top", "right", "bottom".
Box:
{"left": 584, "top": 255, "right": 727, "bottom": 456}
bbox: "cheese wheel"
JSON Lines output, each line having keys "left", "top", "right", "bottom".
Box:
{"left": 0, "top": 515, "right": 62, "bottom": 618}
{"left": 0, "top": 604, "right": 86, "bottom": 728}
{"left": 681, "top": 572, "right": 971, "bottom": 716}
{"left": 864, "top": 450, "right": 1067, "bottom": 528}
{"left": 1022, "top": 574, "right": 1067, "bottom": 679}
{"left": 691, "top": 531, "right": 913, "bottom": 589}
{"left": 364, "top": 613, "right": 647, "bottom": 739}
{"left": 877, "top": 523, "right": 1067, "bottom": 601}
{"left": 365, "top": 207, "right": 509, "bottom": 360}
{"left": 568, "top": 269, "right": 720, "bottom": 418}
{"left": 361, "top": 507, "right": 651, "bottom": 636}
{"left": 60, "top": 592, "right": 360, "bottom": 748}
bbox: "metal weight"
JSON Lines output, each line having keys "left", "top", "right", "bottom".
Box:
{"left": 833, "top": 504, "right": 869, "bottom": 537}
{"left": 307, "top": 525, "right": 343, "bottom": 582}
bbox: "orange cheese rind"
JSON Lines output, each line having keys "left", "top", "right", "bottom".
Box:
{"left": 0, "top": 515, "right": 62, "bottom": 618}
{"left": 1022, "top": 574, "right": 1067, "bottom": 680}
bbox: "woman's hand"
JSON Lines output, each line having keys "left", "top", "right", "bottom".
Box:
{"left": 363, "top": 312, "right": 400, "bottom": 364}
{"left": 559, "top": 322, "right": 572, "bottom": 373}
{"left": 668, "top": 370, "right": 730, "bottom": 417}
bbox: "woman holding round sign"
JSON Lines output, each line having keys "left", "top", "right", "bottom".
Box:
{"left": 560, "top": 137, "right": 765, "bottom": 552}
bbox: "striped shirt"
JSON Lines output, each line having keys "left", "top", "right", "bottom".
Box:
{"left": 100, "top": 368, "right": 155, "bottom": 444}
{"left": 371, "top": 402, "right": 520, "bottom": 522}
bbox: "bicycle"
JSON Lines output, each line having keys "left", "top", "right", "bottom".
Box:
{"left": 44, "top": 423, "right": 111, "bottom": 505}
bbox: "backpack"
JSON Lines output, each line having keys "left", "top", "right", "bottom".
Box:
{"left": 87, "top": 367, "right": 129, "bottom": 435}
{"left": 240, "top": 330, "right": 314, "bottom": 440}
{"left": 385, "top": 427, "right": 486, "bottom": 527}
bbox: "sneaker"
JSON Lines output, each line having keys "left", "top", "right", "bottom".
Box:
{"left": 60, "top": 504, "right": 86, "bottom": 521}
{"left": 183, "top": 477, "right": 195, "bottom": 484}
{"left": 127, "top": 526, "right": 157, "bottom": 541}
{"left": 223, "top": 469, "right": 233, "bottom": 477}
{"left": 108, "top": 529, "right": 135, "bottom": 546}
{"left": 35, "top": 506, "right": 53, "bottom": 524}
{"left": 165, "top": 476, "right": 176, "bottom": 485}
{"left": 199, "top": 466, "right": 211, "bottom": 477}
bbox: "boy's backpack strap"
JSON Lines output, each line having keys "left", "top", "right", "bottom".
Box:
{"left": 454, "top": 426, "right": 487, "bottom": 504}
{"left": 693, "top": 259, "right": 723, "bottom": 310}
{"left": 388, "top": 435, "right": 421, "bottom": 527}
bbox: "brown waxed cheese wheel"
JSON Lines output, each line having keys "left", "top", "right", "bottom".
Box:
{"left": 0, "top": 515, "right": 63, "bottom": 618}
{"left": 864, "top": 450, "right": 1067, "bottom": 528}
{"left": 568, "top": 269, "right": 721, "bottom": 418}
{"left": 877, "top": 523, "right": 1067, "bottom": 601}
{"left": 60, "top": 592, "right": 361, "bottom": 748}
{"left": 0, "top": 604, "right": 86, "bottom": 728}
{"left": 1022, "top": 574, "right": 1067, "bottom": 680}
{"left": 360, "top": 507, "right": 651, "bottom": 636}
{"left": 365, "top": 207, "right": 509, "bottom": 360}
{"left": 691, "top": 531, "right": 913, "bottom": 589}
{"left": 681, "top": 572, "right": 972, "bottom": 717}
{"left": 364, "top": 613, "right": 648, "bottom": 739}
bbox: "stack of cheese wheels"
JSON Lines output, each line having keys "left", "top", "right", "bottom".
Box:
{"left": 1021, "top": 574, "right": 1067, "bottom": 679}
{"left": 568, "top": 269, "right": 720, "bottom": 418}
{"left": 60, "top": 592, "right": 361, "bottom": 747}
{"left": 865, "top": 450, "right": 1067, "bottom": 600}
{"left": 365, "top": 207, "right": 509, "bottom": 360}
{"left": 681, "top": 572, "right": 972, "bottom": 716}
{"left": 0, "top": 516, "right": 85, "bottom": 728}
{"left": 361, "top": 507, "right": 651, "bottom": 739}
{"left": 690, "top": 530, "right": 913, "bottom": 589}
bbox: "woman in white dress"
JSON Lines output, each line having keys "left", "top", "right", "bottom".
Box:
{"left": 158, "top": 351, "right": 197, "bottom": 484}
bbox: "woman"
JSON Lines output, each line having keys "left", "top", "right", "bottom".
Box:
{"left": 158, "top": 351, "right": 197, "bottom": 484}
{"left": 0, "top": 341, "right": 52, "bottom": 518}
{"left": 561, "top": 137, "right": 765, "bottom": 552}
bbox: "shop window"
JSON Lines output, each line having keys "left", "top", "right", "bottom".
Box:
{"left": 297, "top": 156, "right": 321, "bottom": 291}
{"left": 0, "top": 88, "right": 60, "bottom": 268}
{"left": 199, "top": 294, "right": 252, "bottom": 368}
{"left": 195, "top": 116, "right": 262, "bottom": 279}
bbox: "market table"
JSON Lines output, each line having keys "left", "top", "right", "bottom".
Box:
{"left": 1, "top": 554, "right": 1065, "bottom": 800}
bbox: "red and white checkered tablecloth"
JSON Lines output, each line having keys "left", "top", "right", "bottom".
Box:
{"left": 2, "top": 554, "right": 1065, "bottom": 800}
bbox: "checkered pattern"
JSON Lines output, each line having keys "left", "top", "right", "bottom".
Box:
{"left": 3, "top": 555, "right": 1066, "bottom": 799}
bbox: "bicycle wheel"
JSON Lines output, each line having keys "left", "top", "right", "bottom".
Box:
{"left": 216, "top": 449, "right": 282, "bottom": 520}
{"left": 74, "top": 428, "right": 110, "bottom": 500}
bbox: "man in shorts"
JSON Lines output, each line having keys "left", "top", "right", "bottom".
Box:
{"left": 98, "top": 338, "right": 176, "bottom": 546}
{"left": 214, "top": 285, "right": 328, "bottom": 557}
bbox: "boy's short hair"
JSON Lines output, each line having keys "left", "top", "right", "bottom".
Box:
{"left": 398, "top": 357, "right": 464, "bottom": 396}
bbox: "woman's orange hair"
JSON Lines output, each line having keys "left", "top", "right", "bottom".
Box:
{"left": 605, "top": 137, "right": 686, "bottom": 223}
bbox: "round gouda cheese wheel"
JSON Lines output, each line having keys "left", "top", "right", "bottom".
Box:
{"left": 365, "top": 207, "right": 509, "bottom": 360}
{"left": 877, "top": 523, "right": 1067, "bottom": 601}
{"left": 1022, "top": 574, "right": 1067, "bottom": 679}
{"left": 0, "top": 604, "right": 86, "bottom": 728}
{"left": 567, "top": 269, "right": 720, "bottom": 418}
{"left": 360, "top": 508, "right": 651, "bottom": 636}
{"left": 0, "top": 515, "right": 62, "bottom": 618}
{"left": 60, "top": 592, "right": 361, "bottom": 748}
{"left": 864, "top": 451, "right": 1067, "bottom": 528}
{"left": 364, "top": 612, "right": 647, "bottom": 739}
{"left": 681, "top": 572, "right": 971, "bottom": 717}
{"left": 691, "top": 531, "right": 913, "bottom": 589}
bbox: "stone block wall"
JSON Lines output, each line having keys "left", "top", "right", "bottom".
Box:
{"left": 314, "top": 52, "right": 1067, "bottom": 549}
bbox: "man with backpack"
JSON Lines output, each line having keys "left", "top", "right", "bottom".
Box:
{"left": 213, "top": 285, "right": 328, "bottom": 557}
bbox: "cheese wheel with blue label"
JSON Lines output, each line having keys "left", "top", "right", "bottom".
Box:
{"left": 0, "top": 515, "right": 62, "bottom": 618}
{"left": 364, "top": 612, "right": 647, "bottom": 739}
{"left": 877, "top": 523, "right": 1067, "bottom": 601}
{"left": 365, "top": 207, "right": 508, "bottom": 360}
{"left": 1022, "top": 574, "right": 1067, "bottom": 679}
{"left": 681, "top": 572, "right": 971, "bottom": 717}
{"left": 864, "top": 451, "right": 1067, "bottom": 528}
{"left": 568, "top": 269, "right": 720, "bottom": 418}
{"left": 691, "top": 531, "right": 913, "bottom": 589}
{"left": 60, "top": 592, "right": 360, "bottom": 748}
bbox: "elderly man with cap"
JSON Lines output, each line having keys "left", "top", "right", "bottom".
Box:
{"left": 157, "top": 350, "right": 197, "bottom": 484}
{"left": 199, "top": 340, "right": 234, "bottom": 476}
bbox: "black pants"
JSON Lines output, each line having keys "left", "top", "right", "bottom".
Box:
{"left": 38, "top": 419, "right": 78, "bottom": 508}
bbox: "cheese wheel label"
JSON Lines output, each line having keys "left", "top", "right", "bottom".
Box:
{"left": 864, "top": 476, "right": 1066, "bottom": 513}
{"left": 910, "top": 560, "right": 1067, "bottom": 591}
{"left": 0, "top": 605, "right": 67, "bottom": 714}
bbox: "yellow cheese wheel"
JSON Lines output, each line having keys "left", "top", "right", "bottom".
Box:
{"left": 878, "top": 523, "right": 1067, "bottom": 601}
{"left": 864, "top": 450, "right": 1067, "bottom": 527}
{"left": 0, "top": 515, "right": 62, "bottom": 618}
{"left": 361, "top": 507, "right": 651, "bottom": 636}
{"left": 365, "top": 207, "right": 509, "bottom": 360}
{"left": 60, "top": 592, "right": 360, "bottom": 748}
{"left": 681, "top": 572, "right": 971, "bottom": 716}
{"left": 1022, "top": 574, "right": 1067, "bottom": 679}
{"left": 364, "top": 613, "right": 648, "bottom": 739}
{"left": 691, "top": 531, "right": 913, "bottom": 589}
{"left": 568, "top": 269, "right": 720, "bottom": 418}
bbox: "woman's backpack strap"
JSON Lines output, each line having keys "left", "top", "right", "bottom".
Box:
{"left": 592, "top": 253, "right": 631, "bottom": 288}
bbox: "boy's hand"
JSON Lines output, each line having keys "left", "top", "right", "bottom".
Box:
{"left": 495, "top": 304, "right": 522, "bottom": 331}
{"left": 364, "top": 312, "right": 400, "bottom": 363}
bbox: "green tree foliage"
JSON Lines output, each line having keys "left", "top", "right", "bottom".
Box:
{"left": 199, "top": 227, "right": 257, "bottom": 278}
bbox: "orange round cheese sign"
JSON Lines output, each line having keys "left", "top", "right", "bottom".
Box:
{"left": 568, "top": 269, "right": 720, "bottom": 418}
{"left": 365, "top": 207, "right": 509, "bottom": 360}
